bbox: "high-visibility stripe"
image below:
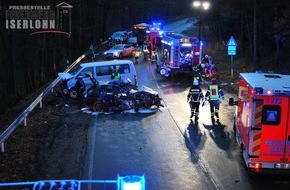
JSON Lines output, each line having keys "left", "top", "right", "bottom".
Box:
{"left": 252, "top": 130, "right": 261, "bottom": 155}
{"left": 238, "top": 86, "right": 247, "bottom": 99}
{"left": 255, "top": 101, "right": 263, "bottom": 127}
{"left": 252, "top": 101, "right": 263, "bottom": 156}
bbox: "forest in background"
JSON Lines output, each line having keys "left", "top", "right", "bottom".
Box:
{"left": 0, "top": 0, "right": 290, "bottom": 114}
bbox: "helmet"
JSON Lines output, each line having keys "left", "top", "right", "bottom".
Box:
{"left": 211, "top": 78, "right": 217, "bottom": 84}
{"left": 201, "top": 63, "right": 205, "bottom": 68}
{"left": 205, "top": 54, "right": 208, "bottom": 58}
{"left": 193, "top": 80, "right": 199, "bottom": 85}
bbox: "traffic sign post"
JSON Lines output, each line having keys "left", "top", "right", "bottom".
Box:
{"left": 226, "top": 36, "right": 237, "bottom": 77}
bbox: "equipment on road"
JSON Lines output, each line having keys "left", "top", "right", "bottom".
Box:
{"left": 229, "top": 72, "right": 290, "bottom": 173}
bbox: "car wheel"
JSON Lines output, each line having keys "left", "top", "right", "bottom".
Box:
{"left": 93, "top": 101, "right": 105, "bottom": 112}
{"left": 69, "top": 88, "right": 78, "bottom": 99}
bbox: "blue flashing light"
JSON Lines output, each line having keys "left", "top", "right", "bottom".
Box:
{"left": 118, "top": 175, "right": 145, "bottom": 190}
{"left": 0, "top": 175, "right": 145, "bottom": 189}
{"left": 200, "top": 41, "right": 204, "bottom": 47}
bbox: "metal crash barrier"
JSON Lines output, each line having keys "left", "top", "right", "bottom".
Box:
{"left": 0, "top": 42, "right": 108, "bottom": 153}
{"left": 0, "top": 175, "right": 145, "bottom": 190}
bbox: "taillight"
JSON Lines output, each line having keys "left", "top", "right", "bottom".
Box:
{"left": 248, "top": 163, "right": 262, "bottom": 169}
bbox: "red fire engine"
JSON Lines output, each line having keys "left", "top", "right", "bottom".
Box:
{"left": 156, "top": 32, "right": 201, "bottom": 77}
{"left": 132, "top": 23, "right": 151, "bottom": 45}
{"left": 229, "top": 72, "right": 290, "bottom": 173}
{"left": 143, "top": 30, "right": 163, "bottom": 62}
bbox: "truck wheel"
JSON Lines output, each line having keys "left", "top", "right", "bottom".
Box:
{"left": 159, "top": 68, "right": 167, "bottom": 76}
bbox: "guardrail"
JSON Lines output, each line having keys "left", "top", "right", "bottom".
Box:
{"left": 0, "top": 42, "right": 107, "bottom": 153}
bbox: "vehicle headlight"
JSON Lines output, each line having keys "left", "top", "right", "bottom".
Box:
{"left": 104, "top": 52, "right": 107, "bottom": 55}
{"left": 114, "top": 52, "right": 119, "bottom": 56}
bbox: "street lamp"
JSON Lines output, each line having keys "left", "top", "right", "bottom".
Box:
{"left": 193, "top": 0, "right": 210, "bottom": 63}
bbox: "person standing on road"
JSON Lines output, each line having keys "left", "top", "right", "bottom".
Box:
{"left": 187, "top": 79, "right": 204, "bottom": 121}
{"left": 133, "top": 45, "right": 142, "bottom": 64}
{"left": 89, "top": 44, "right": 95, "bottom": 61}
{"left": 205, "top": 78, "right": 224, "bottom": 123}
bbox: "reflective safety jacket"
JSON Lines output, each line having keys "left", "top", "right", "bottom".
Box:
{"left": 111, "top": 72, "right": 121, "bottom": 80}
{"left": 205, "top": 84, "right": 224, "bottom": 101}
{"left": 187, "top": 85, "right": 204, "bottom": 102}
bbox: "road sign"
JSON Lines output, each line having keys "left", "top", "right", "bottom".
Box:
{"left": 226, "top": 36, "right": 237, "bottom": 77}
{"left": 226, "top": 36, "right": 237, "bottom": 55}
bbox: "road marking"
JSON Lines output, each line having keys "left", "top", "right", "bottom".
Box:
{"left": 88, "top": 117, "right": 98, "bottom": 190}
{"left": 151, "top": 68, "right": 225, "bottom": 190}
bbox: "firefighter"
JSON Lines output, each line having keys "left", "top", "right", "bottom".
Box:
{"left": 89, "top": 44, "right": 95, "bottom": 61}
{"left": 133, "top": 45, "right": 142, "bottom": 63}
{"left": 192, "top": 63, "right": 205, "bottom": 82}
{"left": 205, "top": 78, "right": 224, "bottom": 122}
{"left": 74, "top": 76, "right": 86, "bottom": 104}
{"left": 187, "top": 79, "right": 204, "bottom": 121}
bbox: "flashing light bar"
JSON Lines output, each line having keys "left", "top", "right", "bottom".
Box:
{"left": 266, "top": 89, "right": 272, "bottom": 95}
{"left": 161, "top": 39, "right": 173, "bottom": 46}
{"left": 0, "top": 175, "right": 146, "bottom": 190}
{"left": 119, "top": 175, "right": 145, "bottom": 190}
{"left": 181, "top": 43, "right": 192, "bottom": 47}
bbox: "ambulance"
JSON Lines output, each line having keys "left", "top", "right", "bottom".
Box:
{"left": 157, "top": 32, "right": 201, "bottom": 77}
{"left": 229, "top": 72, "right": 290, "bottom": 173}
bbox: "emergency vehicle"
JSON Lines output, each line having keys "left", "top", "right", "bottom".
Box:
{"left": 157, "top": 32, "right": 201, "bottom": 77}
{"left": 229, "top": 72, "right": 290, "bottom": 173}
{"left": 144, "top": 28, "right": 163, "bottom": 61}
{"left": 132, "top": 23, "right": 151, "bottom": 45}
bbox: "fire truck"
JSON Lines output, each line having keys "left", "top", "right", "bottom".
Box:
{"left": 157, "top": 32, "right": 201, "bottom": 77}
{"left": 229, "top": 72, "right": 290, "bottom": 173}
{"left": 132, "top": 23, "right": 151, "bottom": 45}
{"left": 143, "top": 29, "right": 163, "bottom": 62}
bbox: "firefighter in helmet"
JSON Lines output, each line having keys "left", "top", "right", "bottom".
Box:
{"left": 205, "top": 78, "right": 224, "bottom": 123}
{"left": 187, "top": 79, "right": 204, "bottom": 121}
{"left": 192, "top": 63, "right": 206, "bottom": 82}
